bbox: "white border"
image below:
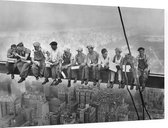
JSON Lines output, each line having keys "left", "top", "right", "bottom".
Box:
{"left": 2, "top": 0, "right": 167, "bottom": 128}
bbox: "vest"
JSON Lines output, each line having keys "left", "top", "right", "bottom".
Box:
{"left": 62, "top": 53, "right": 71, "bottom": 66}
{"left": 34, "top": 50, "right": 45, "bottom": 61}
{"left": 17, "top": 48, "right": 31, "bottom": 60}
{"left": 113, "top": 55, "right": 122, "bottom": 65}
{"left": 138, "top": 55, "right": 148, "bottom": 70}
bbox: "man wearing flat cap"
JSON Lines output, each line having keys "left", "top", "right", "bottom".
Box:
{"left": 85, "top": 45, "right": 100, "bottom": 86}
{"left": 42, "top": 41, "right": 62, "bottom": 85}
{"left": 14, "top": 42, "right": 31, "bottom": 83}
{"left": 6, "top": 44, "right": 18, "bottom": 79}
{"left": 31, "top": 42, "right": 46, "bottom": 80}
{"left": 72, "top": 47, "right": 87, "bottom": 84}
{"left": 61, "top": 48, "right": 74, "bottom": 87}
{"left": 136, "top": 47, "right": 150, "bottom": 91}
{"left": 110, "top": 48, "right": 124, "bottom": 88}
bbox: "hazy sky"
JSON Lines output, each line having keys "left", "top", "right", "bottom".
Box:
{"left": 0, "top": 1, "right": 164, "bottom": 33}
{"left": 0, "top": 1, "right": 164, "bottom": 73}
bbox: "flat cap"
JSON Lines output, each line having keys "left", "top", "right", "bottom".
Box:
{"left": 50, "top": 41, "right": 57, "bottom": 46}
{"left": 138, "top": 47, "right": 145, "bottom": 51}
{"left": 115, "top": 48, "right": 122, "bottom": 53}
{"left": 33, "top": 42, "right": 40, "bottom": 47}
{"left": 11, "top": 44, "right": 17, "bottom": 48}
{"left": 86, "top": 45, "right": 94, "bottom": 49}
{"left": 77, "top": 47, "right": 83, "bottom": 52}
{"left": 64, "top": 48, "right": 70, "bottom": 52}
{"left": 17, "top": 42, "right": 24, "bottom": 47}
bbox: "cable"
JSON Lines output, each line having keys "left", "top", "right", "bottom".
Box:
{"left": 124, "top": 65, "right": 140, "bottom": 120}
{"left": 118, "top": 6, "right": 151, "bottom": 120}
{"left": 118, "top": 7, "right": 131, "bottom": 55}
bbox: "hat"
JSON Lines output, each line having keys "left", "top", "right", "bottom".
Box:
{"left": 17, "top": 42, "right": 24, "bottom": 47}
{"left": 86, "top": 45, "right": 94, "bottom": 49}
{"left": 64, "top": 48, "right": 70, "bottom": 52}
{"left": 33, "top": 42, "right": 40, "bottom": 47}
{"left": 138, "top": 47, "right": 145, "bottom": 51}
{"left": 115, "top": 48, "right": 122, "bottom": 53}
{"left": 50, "top": 41, "right": 57, "bottom": 46}
{"left": 77, "top": 47, "right": 83, "bottom": 52}
{"left": 101, "top": 48, "right": 108, "bottom": 54}
{"left": 11, "top": 44, "right": 17, "bottom": 48}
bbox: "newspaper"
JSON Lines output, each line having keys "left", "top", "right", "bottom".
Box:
{"left": 109, "top": 62, "right": 117, "bottom": 72}
{"left": 71, "top": 66, "right": 80, "bottom": 70}
{"left": 7, "top": 58, "right": 17, "bottom": 63}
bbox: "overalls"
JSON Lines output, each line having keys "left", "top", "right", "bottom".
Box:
{"left": 138, "top": 56, "right": 149, "bottom": 87}
{"left": 32, "top": 50, "right": 45, "bottom": 77}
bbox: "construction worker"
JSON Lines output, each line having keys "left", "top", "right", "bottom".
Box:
{"left": 123, "top": 53, "right": 139, "bottom": 90}
{"left": 136, "top": 47, "right": 150, "bottom": 91}
{"left": 98, "top": 48, "right": 111, "bottom": 88}
{"left": 61, "top": 48, "right": 74, "bottom": 87}
{"left": 6, "top": 44, "right": 17, "bottom": 79}
{"left": 85, "top": 45, "right": 99, "bottom": 86}
{"left": 110, "top": 48, "right": 124, "bottom": 88}
{"left": 31, "top": 42, "right": 46, "bottom": 80}
{"left": 14, "top": 42, "right": 31, "bottom": 83}
{"left": 72, "top": 47, "right": 87, "bottom": 84}
{"left": 42, "top": 41, "right": 62, "bottom": 86}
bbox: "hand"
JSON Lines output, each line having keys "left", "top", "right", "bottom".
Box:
{"left": 81, "top": 63, "right": 85, "bottom": 66}
{"left": 33, "top": 61, "right": 40, "bottom": 66}
{"left": 116, "top": 65, "right": 121, "bottom": 70}
{"left": 13, "top": 52, "right": 18, "bottom": 56}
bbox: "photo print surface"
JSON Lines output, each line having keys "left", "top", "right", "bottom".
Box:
{"left": 0, "top": 1, "right": 164, "bottom": 127}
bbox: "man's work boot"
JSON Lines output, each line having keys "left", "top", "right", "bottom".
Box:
{"left": 73, "top": 78, "right": 77, "bottom": 83}
{"left": 130, "top": 84, "right": 134, "bottom": 90}
{"left": 110, "top": 81, "right": 114, "bottom": 88}
{"left": 35, "top": 76, "right": 39, "bottom": 80}
{"left": 18, "top": 78, "right": 25, "bottom": 83}
{"left": 42, "top": 78, "right": 49, "bottom": 85}
{"left": 81, "top": 80, "right": 84, "bottom": 84}
{"left": 58, "top": 79, "right": 62, "bottom": 83}
{"left": 93, "top": 81, "right": 97, "bottom": 86}
{"left": 7, "top": 72, "right": 10, "bottom": 75}
{"left": 68, "top": 80, "right": 71, "bottom": 87}
{"left": 54, "top": 80, "right": 60, "bottom": 86}
{"left": 141, "top": 83, "right": 145, "bottom": 92}
{"left": 85, "top": 80, "right": 89, "bottom": 85}
{"left": 118, "top": 82, "right": 121, "bottom": 89}
{"left": 107, "top": 82, "right": 111, "bottom": 88}
{"left": 136, "top": 85, "right": 140, "bottom": 90}
{"left": 121, "top": 81, "right": 125, "bottom": 89}
{"left": 11, "top": 74, "right": 14, "bottom": 79}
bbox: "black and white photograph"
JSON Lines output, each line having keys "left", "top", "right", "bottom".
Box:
{"left": 0, "top": 0, "right": 164, "bottom": 127}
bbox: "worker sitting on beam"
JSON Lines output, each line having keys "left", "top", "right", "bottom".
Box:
{"left": 136, "top": 47, "right": 150, "bottom": 91}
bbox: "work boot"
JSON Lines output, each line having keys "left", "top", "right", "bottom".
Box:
{"left": 73, "top": 78, "right": 77, "bottom": 83}
{"left": 85, "top": 80, "right": 89, "bottom": 85}
{"left": 81, "top": 80, "right": 84, "bottom": 84}
{"left": 110, "top": 81, "right": 114, "bottom": 88}
{"left": 118, "top": 82, "right": 121, "bottom": 89}
{"left": 42, "top": 78, "right": 49, "bottom": 85}
{"left": 11, "top": 74, "right": 14, "bottom": 79}
{"left": 136, "top": 85, "right": 140, "bottom": 90}
{"left": 68, "top": 80, "right": 71, "bottom": 87}
{"left": 7, "top": 72, "right": 10, "bottom": 75}
{"left": 130, "top": 84, "right": 134, "bottom": 90}
{"left": 141, "top": 83, "right": 146, "bottom": 92}
{"left": 18, "top": 78, "right": 25, "bottom": 83}
{"left": 121, "top": 81, "right": 125, "bottom": 89}
{"left": 54, "top": 80, "right": 60, "bottom": 86}
{"left": 107, "top": 82, "right": 111, "bottom": 88}
{"left": 58, "top": 79, "right": 62, "bottom": 83}
{"left": 35, "top": 76, "right": 39, "bottom": 80}
{"left": 93, "top": 81, "right": 97, "bottom": 86}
